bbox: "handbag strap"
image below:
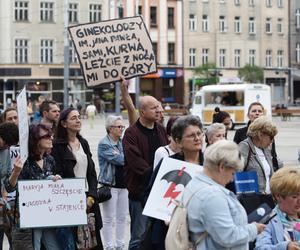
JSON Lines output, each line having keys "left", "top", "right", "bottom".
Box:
{"left": 244, "top": 142, "right": 252, "bottom": 171}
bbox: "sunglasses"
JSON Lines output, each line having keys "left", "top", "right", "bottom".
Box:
{"left": 39, "top": 133, "right": 53, "bottom": 140}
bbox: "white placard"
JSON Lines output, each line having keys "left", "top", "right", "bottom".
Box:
{"left": 143, "top": 158, "right": 203, "bottom": 222}
{"left": 18, "top": 178, "right": 87, "bottom": 228}
{"left": 10, "top": 145, "right": 20, "bottom": 169}
{"left": 68, "top": 16, "right": 157, "bottom": 87}
{"left": 16, "top": 87, "right": 28, "bottom": 165}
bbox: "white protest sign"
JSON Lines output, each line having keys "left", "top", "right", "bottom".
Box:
{"left": 16, "top": 87, "right": 28, "bottom": 165}
{"left": 68, "top": 16, "right": 157, "bottom": 87}
{"left": 143, "top": 158, "right": 203, "bottom": 222}
{"left": 18, "top": 178, "right": 87, "bottom": 228}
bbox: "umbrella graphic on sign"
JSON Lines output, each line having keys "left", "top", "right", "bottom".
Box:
{"left": 160, "top": 167, "right": 192, "bottom": 206}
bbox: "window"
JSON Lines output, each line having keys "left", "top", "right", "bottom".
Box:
{"left": 138, "top": 5, "right": 142, "bottom": 15}
{"left": 189, "top": 14, "right": 197, "bottom": 31}
{"left": 69, "top": 3, "right": 78, "bottom": 23}
{"left": 69, "top": 40, "right": 78, "bottom": 64}
{"left": 296, "top": 9, "right": 300, "bottom": 29}
{"left": 277, "top": 18, "right": 283, "bottom": 33}
{"left": 89, "top": 4, "right": 101, "bottom": 22}
{"left": 202, "top": 49, "right": 209, "bottom": 64}
{"left": 15, "top": 1, "right": 29, "bottom": 21}
{"left": 152, "top": 42, "right": 157, "bottom": 62}
{"left": 266, "top": 17, "right": 272, "bottom": 33}
{"left": 249, "top": 0, "right": 254, "bottom": 6}
{"left": 202, "top": 15, "right": 209, "bottom": 32}
{"left": 249, "top": 49, "right": 256, "bottom": 66}
{"left": 234, "top": 0, "right": 240, "bottom": 5}
{"left": 277, "top": 0, "right": 283, "bottom": 7}
{"left": 266, "top": 50, "right": 272, "bottom": 67}
{"left": 168, "top": 7, "right": 174, "bottom": 28}
{"left": 219, "top": 16, "right": 226, "bottom": 32}
{"left": 40, "top": 39, "right": 53, "bottom": 63}
{"left": 189, "top": 48, "right": 196, "bottom": 67}
{"left": 296, "top": 43, "right": 300, "bottom": 64}
{"left": 249, "top": 17, "right": 255, "bottom": 34}
{"left": 118, "top": 5, "right": 124, "bottom": 18}
{"left": 266, "top": 0, "right": 272, "bottom": 7}
{"left": 150, "top": 6, "right": 157, "bottom": 27}
{"left": 234, "top": 49, "right": 241, "bottom": 68}
{"left": 234, "top": 16, "right": 241, "bottom": 33}
{"left": 40, "top": 2, "right": 54, "bottom": 22}
{"left": 277, "top": 50, "right": 283, "bottom": 67}
{"left": 168, "top": 43, "right": 175, "bottom": 64}
{"left": 15, "top": 39, "right": 28, "bottom": 63}
{"left": 219, "top": 49, "right": 226, "bottom": 67}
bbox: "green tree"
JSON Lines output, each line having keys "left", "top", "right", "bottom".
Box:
{"left": 238, "top": 64, "right": 264, "bottom": 83}
{"left": 193, "top": 63, "right": 219, "bottom": 85}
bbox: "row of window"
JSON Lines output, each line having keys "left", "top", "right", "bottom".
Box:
{"left": 191, "top": 0, "right": 284, "bottom": 8}
{"left": 15, "top": 1, "right": 102, "bottom": 23}
{"left": 15, "top": 39, "right": 78, "bottom": 64}
{"left": 189, "top": 15, "right": 285, "bottom": 34}
{"left": 188, "top": 48, "right": 286, "bottom": 68}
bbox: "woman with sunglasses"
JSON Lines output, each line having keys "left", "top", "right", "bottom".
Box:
{"left": 98, "top": 115, "right": 127, "bottom": 250}
{"left": 52, "top": 108, "right": 103, "bottom": 250}
{"left": 5, "top": 123, "right": 61, "bottom": 250}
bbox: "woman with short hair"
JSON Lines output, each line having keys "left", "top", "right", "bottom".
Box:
{"left": 98, "top": 115, "right": 127, "bottom": 250}
{"left": 239, "top": 116, "right": 278, "bottom": 193}
{"left": 255, "top": 166, "right": 300, "bottom": 249}
{"left": 184, "top": 140, "right": 265, "bottom": 249}
{"left": 205, "top": 123, "right": 226, "bottom": 146}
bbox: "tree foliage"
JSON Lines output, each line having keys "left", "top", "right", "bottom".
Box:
{"left": 238, "top": 64, "right": 264, "bottom": 83}
{"left": 192, "top": 63, "right": 219, "bottom": 85}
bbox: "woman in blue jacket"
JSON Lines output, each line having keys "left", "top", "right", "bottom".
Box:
{"left": 255, "top": 166, "right": 300, "bottom": 250}
{"left": 98, "top": 115, "right": 127, "bottom": 250}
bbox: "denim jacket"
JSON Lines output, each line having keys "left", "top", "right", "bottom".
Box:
{"left": 98, "top": 135, "right": 124, "bottom": 186}
{"left": 183, "top": 172, "right": 257, "bottom": 250}
{"left": 255, "top": 214, "right": 289, "bottom": 250}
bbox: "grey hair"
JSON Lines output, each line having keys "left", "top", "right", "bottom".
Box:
{"left": 105, "top": 115, "right": 123, "bottom": 133}
{"left": 171, "top": 115, "right": 202, "bottom": 141}
{"left": 205, "top": 123, "right": 226, "bottom": 141}
{"left": 204, "top": 140, "right": 244, "bottom": 171}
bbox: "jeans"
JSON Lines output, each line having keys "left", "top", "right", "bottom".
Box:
{"left": 128, "top": 199, "right": 147, "bottom": 250}
{"left": 33, "top": 228, "right": 61, "bottom": 250}
{"left": 101, "top": 188, "right": 128, "bottom": 249}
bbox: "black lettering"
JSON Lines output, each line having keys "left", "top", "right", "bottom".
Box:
{"left": 87, "top": 72, "right": 98, "bottom": 82}
{"left": 124, "top": 55, "right": 129, "bottom": 63}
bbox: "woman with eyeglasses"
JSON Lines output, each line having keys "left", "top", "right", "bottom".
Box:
{"left": 98, "top": 115, "right": 127, "bottom": 250}
{"left": 142, "top": 115, "right": 204, "bottom": 250}
{"left": 52, "top": 108, "right": 103, "bottom": 250}
{"left": 239, "top": 116, "right": 278, "bottom": 194}
{"left": 5, "top": 123, "right": 61, "bottom": 250}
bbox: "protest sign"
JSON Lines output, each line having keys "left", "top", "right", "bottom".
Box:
{"left": 234, "top": 171, "right": 259, "bottom": 194}
{"left": 10, "top": 145, "right": 20, "bottom": 169}
{"left": 17, "top": 87, "right": 28, "bottom": 165}
{"left": 18, "top": 178, "right": 87, "bottom": 228}
{"left": 68, "top": 16, "right": 157, "bottom": 87}
{"left": 142, "top": 158, "right": 202, "bottom": 222}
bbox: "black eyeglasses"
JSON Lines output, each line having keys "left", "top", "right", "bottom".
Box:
{"left": 39, "top": 133, "right": 53, "bottom": 140}
{"left": 111, "top": 125, "right": 125, "bottom": 130}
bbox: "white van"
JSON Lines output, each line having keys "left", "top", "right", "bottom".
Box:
{"left": 190, "top": 83, "right": 271, "bottom": 125}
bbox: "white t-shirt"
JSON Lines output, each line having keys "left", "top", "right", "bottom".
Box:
{"left": 153, "top": 145, "right": 175, "bottom": 169}
{"left": 254, "top": 146, "right": 271, "bottom": 194}
{"left": 73, "top": 144, "right": 88, "bottom": 191}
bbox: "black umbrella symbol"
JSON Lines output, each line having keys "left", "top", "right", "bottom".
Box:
{"left": 160, "top": 167, "right": 192, "bottom": 205}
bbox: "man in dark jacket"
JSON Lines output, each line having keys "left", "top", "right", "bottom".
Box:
{"left": 123, "top": 96, "right": 168, "bottom": 250}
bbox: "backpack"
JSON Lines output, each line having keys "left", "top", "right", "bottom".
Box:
{"left": 165, "top": 188, "right": 207, "bottom": 250}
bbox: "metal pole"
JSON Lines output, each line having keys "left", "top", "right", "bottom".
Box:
{"left": 115, "top": 82, "right": 120, "bottom": 114}
{"left": 63, "top": 0, "right": 69, "bottom": 109}
{"left": 135, "top": 0, "right": 140, "bottom": 108}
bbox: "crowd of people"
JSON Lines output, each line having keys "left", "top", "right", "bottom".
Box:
{"left": 0, "top": 78, "right": 299, "bottom": 250}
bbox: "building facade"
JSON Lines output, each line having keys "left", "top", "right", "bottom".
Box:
{"left": 183, "top": 0, "right": 289, "bottom": 106}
